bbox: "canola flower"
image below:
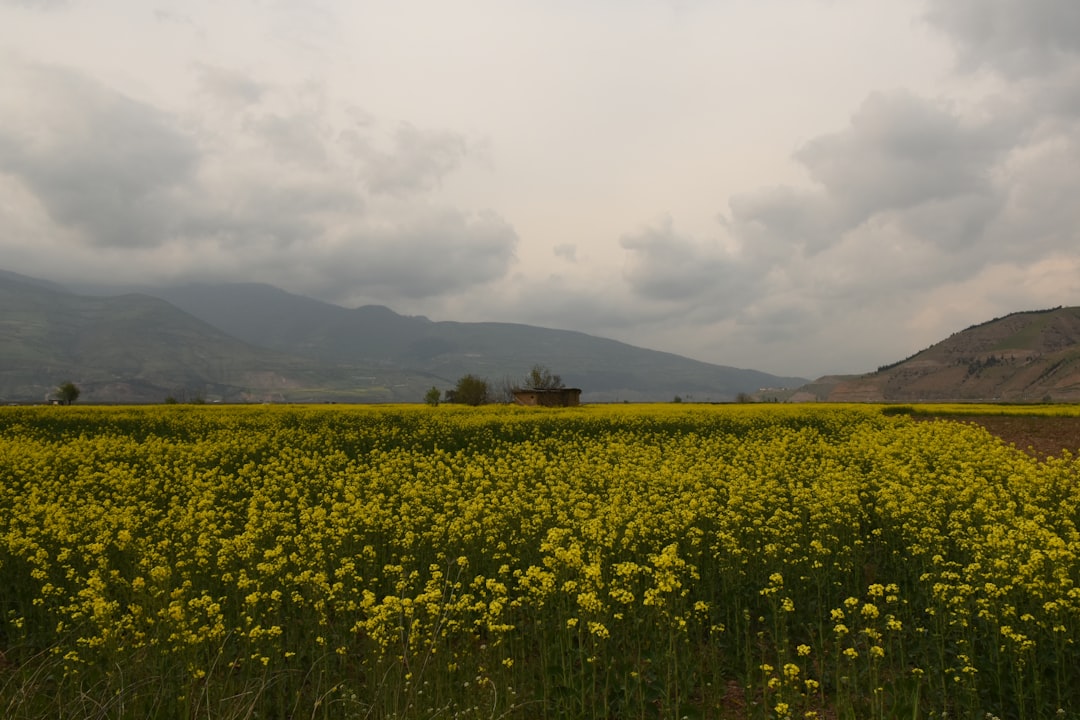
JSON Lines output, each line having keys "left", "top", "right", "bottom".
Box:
{"left": 0, "top": 403, "right": 1077, "bottom": 719}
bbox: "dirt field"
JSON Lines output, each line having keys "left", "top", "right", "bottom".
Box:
{"left": 922, "top": 415, "right": 1080, "bottom": 460}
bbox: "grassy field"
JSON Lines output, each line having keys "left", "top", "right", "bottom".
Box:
{"left": 1, "top": 403, "right": 1078, "bottom": 719}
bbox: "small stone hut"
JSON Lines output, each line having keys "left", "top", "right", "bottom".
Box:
{"left": 511, "top": 388, "right": 582, "bottom": 407}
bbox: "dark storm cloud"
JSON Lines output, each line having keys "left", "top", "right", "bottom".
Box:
{"left": 925, "top": 0, "right": 1080, "bottom": 76}
{"left": 0, "top": 62, "right": 200, "bottom": 248}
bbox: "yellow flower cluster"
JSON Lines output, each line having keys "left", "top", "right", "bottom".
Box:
{"left": 0, "top": 403, "right": 1077, "bottom": 719}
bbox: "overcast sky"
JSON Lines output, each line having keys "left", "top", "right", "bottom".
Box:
{"left": 2, "top": 0, "right": 1079, "bottom": 378}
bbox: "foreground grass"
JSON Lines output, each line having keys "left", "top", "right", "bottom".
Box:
{"left": 1, "top": 403, "right": 1078, "bottom": 718}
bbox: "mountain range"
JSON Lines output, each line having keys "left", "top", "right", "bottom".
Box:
{"left": 7, "top": 267, "right": 1079, "bottom": 405}
{"left": 0, "top": 269, "right": 807, "bottom": 404}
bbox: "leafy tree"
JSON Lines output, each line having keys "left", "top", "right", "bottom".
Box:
{"left": 448, "top": 374, "right": 489, "bottom": 406}
{"left": 56, "top": 381, "right": 80, "bottom": 405}
{"left": 522, "top": 364, "right": 564, "bottom": 390}
{"left": 424, "top": 386, "right": 441, "bottom": 406}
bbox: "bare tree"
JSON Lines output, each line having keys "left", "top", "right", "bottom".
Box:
{"left": 522, "top": 364, "right": 564, "bottom": 390}
{"left": 492, "top": 374, "right": 518, "bottom": 404}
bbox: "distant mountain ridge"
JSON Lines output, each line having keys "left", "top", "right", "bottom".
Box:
{"left": 0, "top": 270, "right": 359, "bottom": 403}
{"left": 144, "top": 282, "right": 808, "bottom": 401}
{"left": 0, "top": 270, "right": 807, "bottom": 403}
{"left": 794, "top": 306, "right": 1080, "bottom": 402}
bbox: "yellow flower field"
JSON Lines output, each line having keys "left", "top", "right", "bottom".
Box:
{"left": 0, "top": 404, "right": 1077, "bottom": 718}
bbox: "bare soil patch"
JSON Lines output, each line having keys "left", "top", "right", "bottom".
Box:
{"left": 919, "top": 415, "right": 1080, "bottom": 460}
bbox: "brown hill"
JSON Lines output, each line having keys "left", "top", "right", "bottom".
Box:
{"left": 799, "top": 306, "right": 1080, "bottom": 402}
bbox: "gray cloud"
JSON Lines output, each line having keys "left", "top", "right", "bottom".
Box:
{"left": 925, "top": 0, "right": 1080, "bottom": 76}
{"left": 5, "top": 0, "right": 1080, "bottom": 380}
{"left": 795, "top": 91, "right": 1006, "bottom": 245}
{"left": 727, "top": 186, "right": 836, "bottom": 257}
{"left": 179, "top": 176, "right": 358, "bottom": 253}
{"left": 617, "top": 54, "right": 1080, "bottom": 372}
{"left": 724, "top": 89, "right": 1013, "bottom": 284}
{"left": 553, "top": 243, "right": 577, "bottom": 261}
{"left": 731, "top": 300, "right": 822, "bottom": 346}
{"left": 984, "top": 127, "right": 1080, "bottom": 258}
{"left": 195, "top": 64, "right": 266, "bottom": 110}
{"left": 247, "top": 112, "right": 332, "bottom": 168}
{"left": 1, "top": 0, "right": 67, "bottom": 8}
{"left": 341, "top": 122, "right": 470, "bottom": 196}
{"left": 604, "top": 0, "right": 1080, "bottom": 374}
{"left": 320, "top": 209, "right": 518, "bottom": 301}
{"left": 0, "top": 59, "right": 517, "bottom": 302}
{"left": 619, "top": 215, "right": 743, "bottom": 302}
{"left": 923, "top": 1, "right": 1080, "bottom": 134}
{"left": 492, "top": 276, "right": 660, "bottom": 334}
{"left": 893, "top": 192, "right": 999, "bottom": 252}
{"left": 0, "top": 62, "right": 200, "bottom": 248}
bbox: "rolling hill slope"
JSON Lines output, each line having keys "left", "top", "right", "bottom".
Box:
{"left": 795, "top": 306, "right": 1080, "bottom": 402}
{"left": 143, "top": 282, "right": 807, "bottom": 401}
{"left": 0, "top": 272, "right": 416, "bottom": 403}
{"left": 2, "top": 271, "right": 807, "bottom": 403}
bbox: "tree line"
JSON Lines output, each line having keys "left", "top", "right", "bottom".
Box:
{"left": 425, "top": 365, "right": 564, "bottom": 406}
